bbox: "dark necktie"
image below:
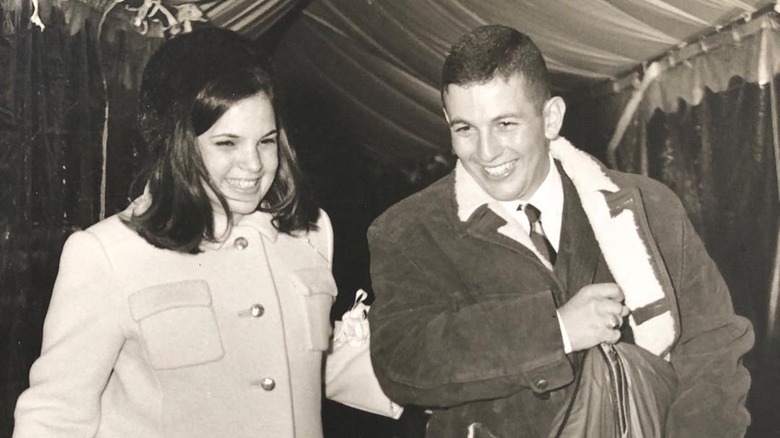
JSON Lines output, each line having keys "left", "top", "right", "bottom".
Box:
{"left": 520, "top": 203, "right": 557, "bottom": 265}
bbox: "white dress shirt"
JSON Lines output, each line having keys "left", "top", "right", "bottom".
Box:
{"left": 498, "top": 154, "right": 563, "bottom": 250}
{"left": 499, "top": 153, "right": 573, "bottom": 353}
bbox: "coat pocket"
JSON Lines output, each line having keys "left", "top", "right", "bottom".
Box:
{"left": 289, "top": 268, "right": 337, "bottom": 351}
{"left": 129, "top": 280, "right": 225, "bottom": 370}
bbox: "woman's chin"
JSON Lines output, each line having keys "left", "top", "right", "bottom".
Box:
{"left": 227, "top": 198, "right": 263, "bottom": 215}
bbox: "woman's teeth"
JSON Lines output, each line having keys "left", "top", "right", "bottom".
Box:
{"left": 226, "top": 178, "right": 258, "bottom": 189}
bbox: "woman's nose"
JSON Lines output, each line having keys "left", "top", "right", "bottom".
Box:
{"left": 240, "top": 145, "right": 263, "bottom": 171}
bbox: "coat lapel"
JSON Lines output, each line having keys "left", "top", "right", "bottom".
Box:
{"left": 554, "top": 163, "right": 602, "bottom": 303}
{"left": 550, "top": 136, "right": 678, "bottom": 358}
{"left": 450, "top": 137, "right": 678, "bottom": 358}
{"left": 454, "top": 162, "right": 568, "bottom": 304}
{"left": 462, "top": 205, "right": 569, "bottom": 306}
{"left": 454, "top": 161, "right": 556, "bottom": 270}
{"left": 462, "top": 205, "right": 549, "bottom": 268}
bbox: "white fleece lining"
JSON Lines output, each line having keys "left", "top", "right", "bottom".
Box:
{"left": 549, "top": 137, "right": 675, "bottom": 357}
{"left": 453, "top": 137, "right": 676, "bottom": 357}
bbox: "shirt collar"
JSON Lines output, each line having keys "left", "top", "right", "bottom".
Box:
{"left": 522, "top": 154, "right": 563, "bottom": 217}
{"left": 455, "top": 153, "right": 562, "bottom": 222}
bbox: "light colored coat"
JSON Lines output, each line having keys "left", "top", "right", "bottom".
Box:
{"left": 13, "top": 203, "right": 337, "bottom": 438}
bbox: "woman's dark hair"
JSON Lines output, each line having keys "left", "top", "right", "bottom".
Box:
{"left": 125, "top": 27, "right": 318, "bottom": 253}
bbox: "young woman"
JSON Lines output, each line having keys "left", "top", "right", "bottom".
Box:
{"left": 14, "top": 28, "right": 341, "bottom": 437}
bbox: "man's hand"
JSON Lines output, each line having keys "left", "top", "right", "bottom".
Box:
{"left": 557, "top": 283, "right": 630, "bottom": 352}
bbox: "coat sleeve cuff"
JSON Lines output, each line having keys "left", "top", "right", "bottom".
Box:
{"left": 556, "top": 309, "right": 573, "bottom": 354}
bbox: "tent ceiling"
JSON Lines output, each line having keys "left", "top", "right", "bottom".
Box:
{"left": 198, "top": 0, "right": 777, "bottom": 167}
{"left": 207, "top": 0, "right": 772, "bottom": 92}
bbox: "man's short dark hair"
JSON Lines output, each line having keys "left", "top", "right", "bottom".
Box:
{"left": 442, "top": 24, "right": 551, "bottom": 110}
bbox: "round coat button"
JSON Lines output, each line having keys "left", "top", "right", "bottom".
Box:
{"left": 260, "top": 377, "right": 275, "bottom": 391}
{"left": 234, "top": 236, "right": 249, "bottom": 250}
{"left": 250, "top": 304, "right": 265, "bottom": 317}
{"left": 535, "top": 378, "right": 549, "bottom": 391}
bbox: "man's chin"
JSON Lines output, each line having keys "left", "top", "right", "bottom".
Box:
{"left": 478, "top": 182, "right": 522, "bottom": 202}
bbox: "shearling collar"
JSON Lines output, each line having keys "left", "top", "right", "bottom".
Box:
{"left": 454, "top": 158, "right": 555, "bottom": 270}
{"left": 453, "top": 136, "right": 678, "bottom": 358}
{"left": 454, "top": 159, "right": 499, "bottom": 223}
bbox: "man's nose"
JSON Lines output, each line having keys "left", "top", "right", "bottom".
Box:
{"left": 477, "top": 131, "right": 501, "bottom": 162}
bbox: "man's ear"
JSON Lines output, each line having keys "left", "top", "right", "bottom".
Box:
{"left": 542, "top": 96, "right": 566, "bottom": 140}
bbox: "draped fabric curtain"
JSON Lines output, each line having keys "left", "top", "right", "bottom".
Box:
{"left": 633, "top": 77, "right": 779, "bottom": 438}
{"left": 201, "top": 0, "right": 301, "bottom": 39}
{"left": 0, "top": 2, "right": 160, "bottom": 433}
{"left": 564, "top": 15, "right": 780, "bottom": 438}
{"left": 266, "top": 0, "right": 769, "bottom": 174}
{"left": 571, "top": 19, "right": 780, "bottom": 434}
{"left": 1, "top": 7, "right": 102, "bottom": 436}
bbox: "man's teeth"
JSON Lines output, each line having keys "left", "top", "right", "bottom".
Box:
{"left": 484, "top": 161, "right": 516, "bottom": 176}
{"left": 226, "top": 179, "right": 258, "bottom": 189}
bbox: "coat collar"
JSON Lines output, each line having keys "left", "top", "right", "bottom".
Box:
{"left": 204, "top": 210, "right": 279, "bottom": 250}
{"left": 549, "top": 136, "right": 678, "bottom": 358}
{"left": 554, "top": 165, "right": 602, "bottom": 298}
{"left": 451, "top": 136, "right": 678, "bottom": 358}
{"left": 454, "top": 160, "right": 555, "bottom": 270}
{"left": 454, "top": 159, "right": 497, "bottom": 223}
{"left": 451, "top": 154, "right": 601, "bottom": 303}
{"left": 119, "top": 191, "right": 279, "bottom": 251}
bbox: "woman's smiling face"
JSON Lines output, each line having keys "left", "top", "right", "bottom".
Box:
{"left": 197, "top": 92, "right": 279, "bottom": 221}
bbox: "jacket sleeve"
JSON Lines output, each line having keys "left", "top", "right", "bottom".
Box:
{"left": 13, "top": 231, "right": 125, "bottom": 438}
{"left": 367, "top": 222, "right": 573, "bottom": 408}
{"left": 664, "top": 202, "right": 754, "bottom": 437}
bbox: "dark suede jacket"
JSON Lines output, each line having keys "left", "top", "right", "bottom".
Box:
{"left": 367, "top": 142, "right": 753, "bottom": 437}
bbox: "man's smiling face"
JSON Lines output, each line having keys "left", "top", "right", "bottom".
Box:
{"left": 443, "top": 74, "right": 564, "bottom": 201}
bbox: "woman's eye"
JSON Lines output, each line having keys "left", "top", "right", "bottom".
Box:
{"left": 215, "top": 140, "right": 235, "bottom": 147}
{"left": 259, "top": 137, "right": 278, "bottom": 146}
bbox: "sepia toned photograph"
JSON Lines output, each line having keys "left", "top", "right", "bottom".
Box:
{"left": 1, "top": 0, "right": 778, "bottom": 436}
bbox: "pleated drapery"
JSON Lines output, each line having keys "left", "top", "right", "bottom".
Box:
{"left": 569, "top": 17, "right": 780, "bottom": 433}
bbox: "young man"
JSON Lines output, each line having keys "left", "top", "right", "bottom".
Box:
{"left": 367, "top": 25, "right": 753, "bottom": 437}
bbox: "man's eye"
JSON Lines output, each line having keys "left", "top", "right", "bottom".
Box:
{"left": 498, "top": 121, "right": 516, "bottom": 128}
{"left": 454, "top": 126, "right": 471, "bottom": 133}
